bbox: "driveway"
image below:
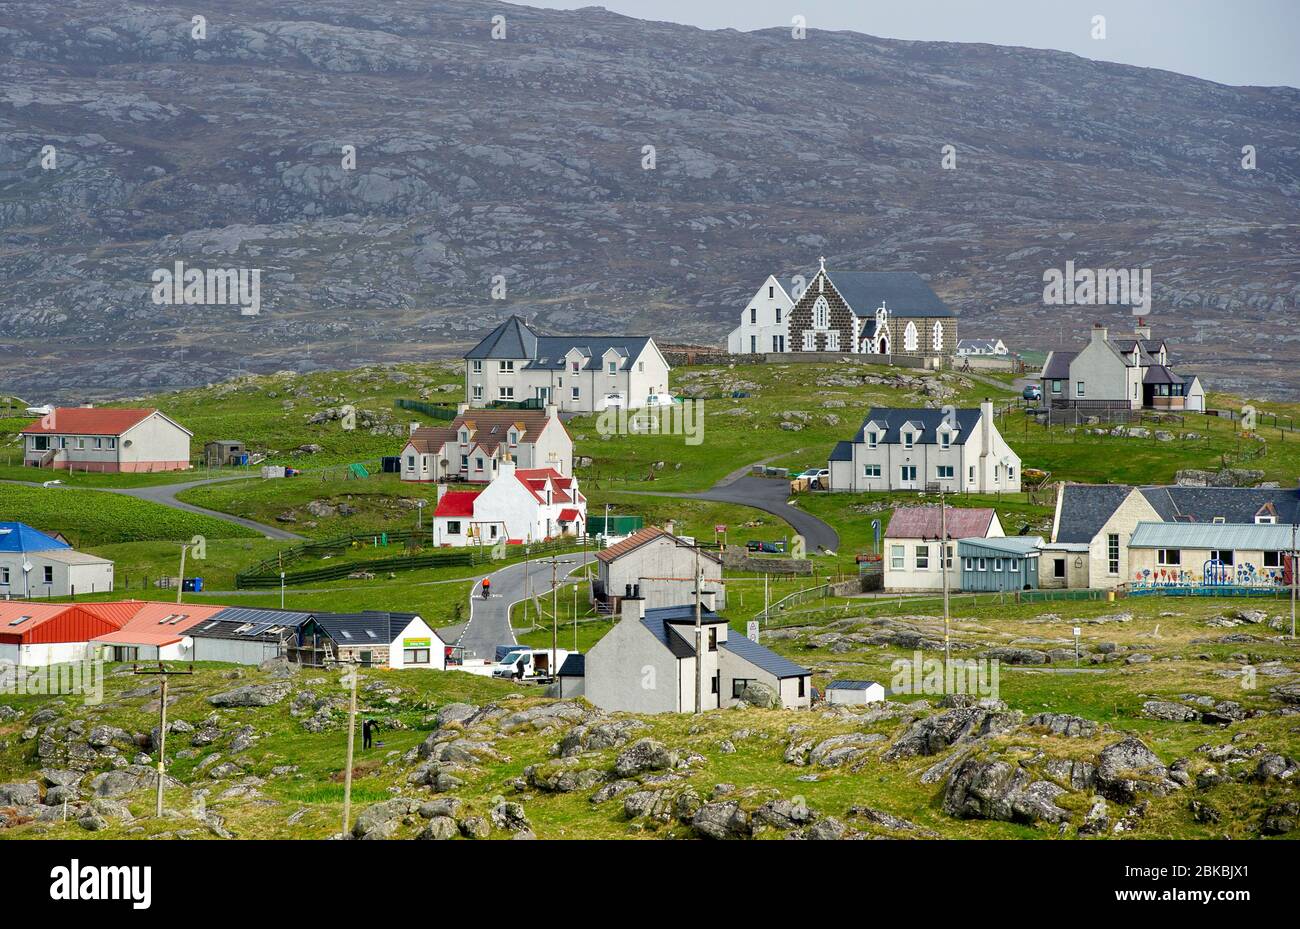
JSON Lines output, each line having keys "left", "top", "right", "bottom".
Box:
{"left": 447, "top": 551, "right": 597, "bottom": 660}
{"left": 2, "top": 474, "right": 304, "bottom": 541}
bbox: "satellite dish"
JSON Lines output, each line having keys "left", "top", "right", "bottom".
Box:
{"left": 21, "top": 561, "right": 32, "bottom": 573}
{"left": 180, "top": 636, "right": 194, "bottom": 649}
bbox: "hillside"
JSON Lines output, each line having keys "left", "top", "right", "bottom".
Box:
{"left": 1, "top": 591, "right": 1297, "bottom": 841}
{"left": 2, "top": 1, "right": 1298, "bottom": 399}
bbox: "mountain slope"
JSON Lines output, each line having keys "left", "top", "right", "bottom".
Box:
{"left": 1, "top": 0, "right": 1297, "bottom": 397}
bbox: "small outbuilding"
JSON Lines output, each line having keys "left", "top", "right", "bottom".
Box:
{"left": 826, "top": 680, "right": 886, "bottom": 705}
{"left": 557, "top": 653, "right": 585, "bottom": 698}
{"left": 204, "top": 440, "right": 248, "bottom": 467}
{"left": 958, "top": 536, "right": 1043, "bottom": 592}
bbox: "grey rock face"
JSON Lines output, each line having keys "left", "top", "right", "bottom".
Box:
{"left": 942, "top": 757, "right": 1071, "bottom": 825}
{"left": 612, "top": 738, "right": 676, "bottom": 777}
{"left": 207, "top": 682, "right": 292, "bottom": 707}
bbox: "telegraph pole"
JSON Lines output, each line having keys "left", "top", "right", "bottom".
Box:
{"left": 175, "top": 541, "right": 189, "bottom": 605}
{"left": 133, "top": 662, "right": 194, "bottom": 817}
{"left": 941, "top": 487, "right": 951, "bottom": 671}
{"left": 1291, "top": 521, "right": 1297, "bottom": 639}
{"left": 341, "top": 657, "right": 359, "bottom": 838}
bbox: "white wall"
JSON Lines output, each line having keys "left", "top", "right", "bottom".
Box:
{"left": 388, "top": 615, "right": 445, "bottom": 670}
{"left": 728, "top": 277, "right": 793, "bottom": 354}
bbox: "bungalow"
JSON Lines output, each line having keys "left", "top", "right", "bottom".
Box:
{"left": 21, "top": 407, "right": 192, "bottom": 473}
{"left": 828, "top": 402, "right": 1021, "bottom": 493}
{"left": 464, "top": 315, "right": 671, "bottom": 413}
{"left": 312, "top": 611, "right": 448, "bottom": 669}
{"left": 956, "top": 338, "right": 1009, "bottom": 357}
{"left": 88, "top": 602, "right": 227, "bottom": 663}
{"left": 185, "top": 606, "right": 319, "bottom": 665}
{"left": 1126, "top": 522, "right": 1296, "bottom": 589}
{"left": 0, "top": 601, "right": 129, "bottom": 667}
{"left": 884, "top": 507, "right": 1003, "bottom": 592}
{"left": 400, "top": 404, "right": 572, "bottom": 483}
{"left": 431, "top": 461, "right": 586, "bottom": 546}
{"left": 592, "top": 526, "right": 725, "bottom": 613}
{"left": 0, "top": 522, "right": 114, "bottom": 597}
{"left": 1048, "top": 483, "right": 1300, "bottom": 589}
{"left": 576, "top": 596, "right": 811, "bottom": 714}
{"left": 958, "top": 536, "right": 1043, "bottom": 592}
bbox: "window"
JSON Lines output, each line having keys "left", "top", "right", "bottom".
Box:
{"left": 903, "top": 322, "right": 919, "bottom": 351}
{"left": 977, "top": 558, "right": 987, "bottom": 572}
{"left": 43, "top": 566, "right": 53, "bottom": 584}
{"left": 460, "top": 455, "right": 468, "bottom": 469}
{"left": 937, "top": 465, "right": 954, "bottom": 479}
{"left": 1007, "top": 465, "right": 1016, "bottom": 483}
{"left": 571, "top": 361, "right": 580, "bottom": 374}
{"left": 406, "top": 455, "right": 415, "bottom": 469}
{"left": 472, "top": 360, "right": 483, "bottom": 374}
{"left": 902, "top": 432, "right": 915, "bottom": 449}
{"left": 772, "top": 335, "right": 782, "bottom": 352}
{"left": 1107, "top": 533, "right": 1120, "bottom": 575}
{"left": 813, "top": 296, "right": 829, "bottom": 329}
{"left": 447, "top": 520, "right": 461, "bottom": 535}
{"left": 1264, "top": 551, "right": 1282, "bottom": 568}
{"left": 866, "top": 431, "right": 878, "bottom": 449}
{"left": 993, "top": 558, "right": 1004, "bottom": 572}
{"left": 498, "top": 386, "right": 514, "bottom": 400}
{"left": 733, "top": 678, "right": 756, "bottom": 699}
{"left": 768, "top": 285, "right": 775, "bottom": 298}
{"left": 963, "top": 558, "right": 974, "bottom": 572}
{"left": 750, "top": 307, "right": 757, "bottom": 324}
{"left": 899, "top": 465, "right": 917, "bottom": 484}
{"left": 471, "top": 385, "right": 483, "bottom": 400}
{"left": 945, "top": 544, "right": 955, "bottom": 569}
{"left": 968, "top": 466, "right": 976, "bottom": 484}
{"left": 826, "top": 331, "right": 839, "bottom": 351}
{"left": 1210, "top": 549, "right": 1234, "bottom": 566}
{"left": 1010, "top": 559, "right": 1020, "bottom": 571}
{"left": 802, "top": 331, "right": 815, "bottom": 351}
{"left": 1157, "top": 549, "right": 1181, "bottom": 566}
{"left": 75, "top": 437, "right": 85, "bottom": 450}
{"left": 498, "top": 360, "right": 514, "bottom": 373}
{"left": 711, "top": 674, "right": 719, "bottom": 695}
{"left": 775, "top": 307, "right": 782, "bottom": 323}
{"left": 404, "top": 648, "right": 431, "bottom": 665}
{"left": 1051, "top": 379, "right": 1062, "bottom": 395}
{"left": 1256, "top": 514, "right": 1277, "bottom": 525}
{"left": 890, "top": 545, "right": 905, "bottom": 570}
{"left": 1054, "top": 559, "right": 1066, "bottom": 579}
{"left": 750, "top": 335, "right": 757, "bottom": 353}
{"left": 508, "top": 431, "right": 518, "bottom": 446}
{"left": 30, "top": 436, "right": 49, "bottom": 451}
{"left": 0, "top": 567, "right": 8, "bottom": 585}
{"left": 474, "top": 457, "right": 484, "bottom": 472}
{"left": 863, "top": 464, "right": 881, "bottom": 479}
{"left": 489, "top": 525, "right": 498, "bottom": 539}
{"left": 421, "top": 458, "right": 429, "bottom": 473}
{"left": 939, "top": 431, "right": 951, "bottom": 450}
{"left": 915, "top": 544, "right": 930, "bottom": 570}
{"left": 107, "top": 437, "right": 116, "bottom": 450}
{"left": 1076, "top": 381, "right": 1086, "bottom": 397}
{"left": 571, "top": 386, "right": 580, "bottom": 401}
{"left": 708, "top": 627, "right": 718, "bottom": 651}
{"left": 93, "top": 437, "right": 102, "bottom": 449}
{"left": 798, "top": 676, "right": 806, "bottom": 698}
{"left": 607, "top": 361, "right": 617, "bottom": 375}
{"left": 638, "top": 361, "right": 644, "bottom": 372}
{"left": 932, "top": 321, "right": 944, "bottom": 351}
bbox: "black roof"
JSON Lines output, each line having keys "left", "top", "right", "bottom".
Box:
{"left": 1054, "top": 484, "right": 1137, "bottom": 544}
{"left": 464, "top": 316, "right": 654, "bottom": 371}
{"left": 558, "top": 653, "right": 585, "bottom": 677}
{"left": 314, "top": 611, "right": 432, "bottom": 646}
{"left": 1041, "top": 351, "right": 1076, "bottom": 380}
{"left": 824, "top": 271, "right": 955, "bottom": 318}
{"left": 829, "top": 440, "right": 853, "bottom": 462}
{"left": 852, "top": 407, "right": 983, "bottom": 447}
{"left": 191, "top": 607, "right": 316, "bottom": 642}
{"left": 722, "top": 633, "right": 809, "bottom": 679}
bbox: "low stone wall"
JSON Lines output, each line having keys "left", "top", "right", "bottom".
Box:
{"left": 721, "top": 550, "right": 814, "bottom": 575}
{"left": 663, "top": 349, "right": 939, "bottom": 370}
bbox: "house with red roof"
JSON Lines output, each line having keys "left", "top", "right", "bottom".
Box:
{"left": 431, "top": 460, "right": 586, "bottom": 546}
{"left": 399, "top": 404, "right": 572, "bottom": 483}
{"left": 21, "top": 407, "right": 192, "bottom": 473}
{"left": 883, "top": 506, "right": 1003, "bottom": 592}
{"left": 87, "top": 602, "right": 227, "bottom": 662}
{"left": 0, "top": 601, "right": 134, "bottom": 667}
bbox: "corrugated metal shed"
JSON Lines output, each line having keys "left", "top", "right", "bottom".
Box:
{"left": 1128, "top": 521, "right": 1295, "bottom": 551}
{"left": 958, "top": 536, "right": 1044, "bottom": 557}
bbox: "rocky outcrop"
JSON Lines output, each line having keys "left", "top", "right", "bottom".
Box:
{"left": 208, "top": 682, "right": 292, "bottom": 707}
{"left": 1095, "top": 737, "right": 1182, "bottom": 803}
{"left": 942, "top": 757, "right": 1072, "bottom": 825}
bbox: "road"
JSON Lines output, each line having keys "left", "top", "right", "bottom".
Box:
{"left": 444, "top": 550, "right": 598, "bottom": 660}
{"left": 2, "top": 474, "right": 305, "bottom": 540}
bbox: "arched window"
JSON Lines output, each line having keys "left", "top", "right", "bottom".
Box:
{"left": 813, "top": 296, "right": 829, "bottom": 329}
{"left": 932, "top": 321, "right": 944, "bottom": 351}
{"left": 904, "top": 321, "right": 919, "bottom": 352}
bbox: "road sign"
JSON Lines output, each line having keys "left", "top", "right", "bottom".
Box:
{"left": 746, "top": 620, "right": 760, "bottom": 642}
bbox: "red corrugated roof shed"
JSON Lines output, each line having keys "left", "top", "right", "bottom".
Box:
{"left": 89, "top": 602, "right": 227, "bottom": 646}
{"left": 0, "top": 603, "right": 126, "bottom": 645}
{"left": 20, "top": 408, "right": 159, "bottom": 435}
{"left": 885, "top": 507, "right": 998, "bottom": 540}
{"left": 434, "top": 491, "right": 479, "bottom": 518}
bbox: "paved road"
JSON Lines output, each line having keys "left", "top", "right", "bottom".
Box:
{"left": 624, "top": 469, "right": 840, "bottom": 554}
{"left": 2, "top": 475, "right": 304, "bottom": 540}
{"left": 449, "top": 551, "right": 598, "bottom": 660}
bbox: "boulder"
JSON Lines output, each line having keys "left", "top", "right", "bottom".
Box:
{"left": 1095, "top": 737, "right": 1180, "bottom": 803}
{"left": 612, "top": 738, "right": 676, "bottom": 777}
{"left": 884, "top": 707, "right": 1022, "bottom": 760}
{"left": 352, "top": 798, "right": 418, "bottom": 839}
{"left": 525, "top": 757, "right": 605, "bottom": 793}
{"left": 690, "top": 800, "right": 751, "bottom": 839}
{"left": 1251, "top": 753, "right": 1299, "bottom": 783}
{"left": 735, "top": 681, "right": 780, "bottom": 709}
{"left": 208, "top": 682, "right": 292, "bottom": 707}
{"left": 88, "top": 766, "right": 179, "bottom": 800}
{"left": 1141, "top": 700, "right": 1201, "bottom": 723}
{"left": 753, "top": 797, "right": 814, "bottom": 830}
{"left": 1026, "top": 713, "right": 1098, "bottom": 738}
{"left": 0, "top": 782, "right": 41, "bottom": 807}
{"left": 556, "top": 719, "right": 646, "bottom": 757}
{"left": 418, "top": 816, "right": 458, "bottom": 840}
{"left": 942, "top": 757, "right": 1071, "bottom": 825}
{"left": 1259, "top": 802, "right": 1299, "bottom": 836}
{"left": 490, "top": 801, "right": 530, "bottom": 833}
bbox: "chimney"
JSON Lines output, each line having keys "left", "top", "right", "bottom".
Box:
{"left": 457, "top": 402, "right": 470, "bottom": 414}
{"left": 620, "top": 588, "right": 645, "bottom": 622}
{"left": 980, "top": 398, "right": 993, "bottom": 449}
{"left": 545, "top": 403, "right": 558, "bottom": 420}
{"left": 664, "top": 519, "right": 675, "bottom": 537}
{"left": 1134, "top": 318, "right": 1152, "bottom": 340}
{"left": 409, "top": 422, "right": 420, "bottom": 435}
{"left": 80, "top": 401, "right": 94, "bottom": 409}
{"left": 436, "top": 484, "right": 448, "bottom": 502}
{"left": 498, "top": 458, "right": 516, "bottom": 479}
{"left": 1090, "top": 323, "right": 1109, "bottom": 344}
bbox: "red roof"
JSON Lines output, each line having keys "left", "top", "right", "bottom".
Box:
{"left": 558, "top": 508, "right": 580, "bottom": 522}
{"left": 0, "top": 603, "right": 124, "bottom": 645}
{"left": 885, "top": 507, "right": 998, "bottom": 540}
{"left": 89, "top": 602, "right": 226, "bottom": 646}
{"left": 435, "top": 491, "right": 479, "bottom": 518}
{"left": 20, "top": 407, "right": 162, "bottom": 436}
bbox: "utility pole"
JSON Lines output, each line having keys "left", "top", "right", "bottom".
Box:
{"left": 694, "top": 544, "right": 703, "bottom": 714}
{"left": 540, "top": 556, "right": 574, "bottom": 677}
{"left": 1291, "top": 521, "right": 1297, "bottom": 639}
{"left": 133, "top": 662, "right": 194, "bottom": 817}
{"left": 341, "top": 657, "right": 359, "bottom": 838}
{"left": 941, "top": 489, "right": 950, "bottom": 672}
{"left": 175, "top": 541, "right": 190, "bottom": 605}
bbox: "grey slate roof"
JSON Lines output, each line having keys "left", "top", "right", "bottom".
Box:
{"left": 722, "top": 633, "right": 809, "bottom": 679}
{"left": 1041, "top": 351, "right": 1076, "bottom": 380}
{"left": 829, "top": 440, "right": 853, "bottom": 462}
{"left": 852, "top": 407, "right": 983, "bottom": 446}
{"left": 1054, "top": 484, "right": 1136, "bottom": 544}
{"left": 827, "top": 679, "right": 881, "bottom": 690}
{"left": 314, "top": 611, "right": 434, "bottom": 646}
{"left": 1143, "top": 365, "right": 1180, "bottom": 385}
{"left": 640, "top": 605, "right": 727, "bottom": 660}
{"left": 464, "top": 315, "right": 653, "bottom": 372}
{"left": 558, "top": 653, "right": 585, "bottom": 677}
{"left": 824, "top": 271, "right": 955, "bottom": 318}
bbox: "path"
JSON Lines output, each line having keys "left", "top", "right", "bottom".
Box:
{"left": 447, "top": 551, "right": 598, "bottom": 660}
{"left": 2, "top": 474, "right": 304, "bottom": 540}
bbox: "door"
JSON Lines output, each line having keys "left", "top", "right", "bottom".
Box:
{"left": 899, "top": 465, "right": 918, "bottom": 489}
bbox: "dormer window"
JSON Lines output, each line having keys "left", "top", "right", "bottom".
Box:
{"left": 571, "top": 361, "right": 580, "bottom": 373}
{"left": 866, "top": 431, "right": 879, "bottom": 449}
{"left": 939, "top": 431, "right": 952, "bottom": 450}
{"left": 607, "top": 361, "right": 617, "bottom": 375}
{"left": 903, "top": 431, "right": 915, "bottom": 449}
{"left": 508, "top": 431, "right": 518, "bottom": 446}
{"left": 1257, "top": 515, "right": 1277, "bottom": 524}
{"left": 459, "top": 430, "right": 469, "bottom": 444}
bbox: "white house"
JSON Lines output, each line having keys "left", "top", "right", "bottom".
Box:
{"left": 883, "top": 506, "right": 1003, "bottom": 592}
{"left": 828, "top": 402, "right": 1021, "bottom": 494}
{"left": 826, "top": 680, "right": 886, "bottom": 705}
{"left": 957, "top": 338, "right": 1008, "bottom": 356}
{"left": 312, "top": 611, "right": 449, "bottom": 670}
{"left": 726, "top": 275, "right": 794, "bottom": 354}
{"left": 464, "top": 316, "right": 671, "bottom": 413}
{"left": 1040, "top": 322, "right": 1200, "bottom": 414}
{"left": 21, "top": 407, "right": 192, "bottom": 473}
{"left": 0, "top": 522, "right": 114, "bottom": 598}
{"left": 592, "top": 526, "right": 725, "bottom": 612}
{"left": 400, "top": 405, "right": 572, "bottom": 483}
{"left": 431, "top": 461, "right": 586, "bottom": 546}
{"left": 573, "top": 597, "right": 811, "bottom": 714}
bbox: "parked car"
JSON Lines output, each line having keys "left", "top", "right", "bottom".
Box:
{"left": 747, "top": 540, "right": 787, "bottom": 554}
{"left": 646, "top": 392, "right": 678, "bottom": 407}
{"left": 1022, "top": 384, "right": 1042, "bottom": 401}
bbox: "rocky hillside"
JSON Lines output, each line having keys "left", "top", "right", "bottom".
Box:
{"left": 1, "top": 1, "right": 1298, "bottom": 398}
